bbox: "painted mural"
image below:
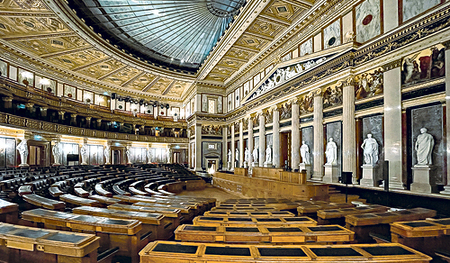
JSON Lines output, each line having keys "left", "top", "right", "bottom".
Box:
{"left": 401, "top": 44, "right": 445, "bottom": 85}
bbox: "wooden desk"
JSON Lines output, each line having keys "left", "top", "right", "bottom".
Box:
{"left": 252, "top": 167, "right": 284, "bottom": 181}
{"left": 0, "top": 199, "right": 19, "bottom": 224}
{"left": 140, "top": 241, "right": 432, "bottom": 263}
{"left": 204, "top": 211, "right": 295, "bottom": 217}
{"left": 0, "top": 222, "right": 100, "bottom": 263}
{"left": 107, "top": 203, "right": 182, "bottom": 226}
{"left": 390, "top": 218, "right": 450, "bottom": 257}
{"left": 72, "top": 206, "right": 173, "bottom": 240}
{"left": 175, "top": 224, "right": 354, "bottom": 244}
{"left": 317, "top": 205, "right": 389, "bottom": 225}
{"left": 345, "top": 208, "right": 436, "bottom": 243}
{"left": 193, "top": 216, "right": 317, "bottom": 227}
{"left": 22, "top": 208, "right": 144, "bottom": 263}
{"left": 234, "top": 168, "right": 248, "bottom": 177}
{"left": 297, "top": 202, "right": 355, "bottom": 218}
{"left": 22, "top": 194, "right": 66, "bottom": 210}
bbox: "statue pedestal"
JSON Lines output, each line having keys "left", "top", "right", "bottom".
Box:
{"left": 81, "top": 162, "right": 87, "bottom": 165}
{"left": 252, "top": 162, "right": 259, "bottom": 168}
{"left": 227, "top": 162, "right": 231, "bottom": 171}
{"left": 52, "top": 163, "right": 61, "bottom": 166}
{"left": 243, "top": 161, "right": 248, "bottom": 168}
{"left": 299, "top": 163, "right": 312, "bottom": 179}
{"left": 322, "top": 164, "right": 339, "bottom": 183}
{"left": 19, "top": 163, "right": 29, "bottom": 167}
{"left": 411, "top": 165, "right": 432, "bottom": 193}
{"left": 360, "top": 164, "right": 378, "bottom": 187}
{"left": 264, "top": 162, "right": 273, "bottom": 168}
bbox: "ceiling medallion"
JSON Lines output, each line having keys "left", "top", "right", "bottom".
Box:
{"left": 206, "top": 0, "right": 246, "bottom": 18}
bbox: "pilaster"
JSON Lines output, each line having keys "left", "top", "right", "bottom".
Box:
{"left": 342, "top": 78, "right": 357, "bottom": 183}
{"left": 313, "top": 90, "right": 324, "bottom": 181}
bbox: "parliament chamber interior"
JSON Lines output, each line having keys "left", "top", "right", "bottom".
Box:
{"left": 0, "top": 0, "right": 450, "bottom": 262}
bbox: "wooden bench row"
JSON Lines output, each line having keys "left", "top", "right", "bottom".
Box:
{"left": 193, "top": 216, "right": 317, "bottom": 227}
{"left": 140, "top": 241, "right": 432, "bottom": 262}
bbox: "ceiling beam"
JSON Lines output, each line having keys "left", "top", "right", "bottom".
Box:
{"left": 161, "top": 80, "right": 176, "bottom": 95}
{"left": 208, "top": 71, "right": 232, "bottom": 78}
{"left": 232, "top": 44, "right": 261, "bottom": 53}
{"left": 258, "top": 14, "right": 291, "bottom": 27}
{"left": 142, "top": 77, "right": 161, "bottom": 92}
{"left": 280, "top": 0, "right": 313, "bottom": 9}
{"left": 98, "top": 65, "right": 128, "bottom": 81}
{"left": 2, "top": 32, "right": 76, "bottom": 41}
{"left": 40, "top": 46, "right": 93, "bottom": 59}
{"left": 121, "top": 71, "right": 145, "bottom": 87}
{"left": 71, "top": 57, "right": 112, "bottom": 71}
{"left": 244, "top": 31, "right": 274, "bottom": 41}
{"left": 0, "top": 10, "right": 56, "bottom": 17}
{"left": 223, "top": 55, "right": 249, "bottom": 63}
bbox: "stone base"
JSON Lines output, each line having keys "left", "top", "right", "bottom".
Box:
{"left": 19, "top": 163, "right": 29, "bottom": 167}
{"left": 52, "top": 163, "right": 61, "bottom": 166}
{"left": 440, "top": 185, "right": 450, "bottom": 195}
{"left": 322, "top": 164, "right": 339, "bottom": 183}
{"left": 81, "top": 162, "right": 87, "bottom": 165}
{"left": 299, "top": 163, "right": 312, "bottom": 179}
{"left": 411, "top": 165, "right": 432, "bottom": 193}
{"left": 227, "top": 162, "right": 231, "bottom": 171}
{"left": 360, "top": 164, "right": 377, "bottom": 187}
{"left": 105, "top": 162, "right": 111, "bottom": 165}
{"left": 252, "top": 162, "right": 259, "bottom": 168}
{"left": 264, "top": 162, "right": 272, "bottom": 168}
{"left": 243, "top": 161, "right": 248, "bottom": 168}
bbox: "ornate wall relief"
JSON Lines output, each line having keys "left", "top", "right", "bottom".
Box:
{"left": 280, "top": 102, "right": 292, "bottom": 120}
{"left": 299, "top": 93, "right": 314, "bottom": 115}
{"left": 201, "top": 125, "right": 222, "bottom": 135}
{"left": 354, "top": 67, "right": 383, "bottom": 100}
{"left": 243, "top": 119, "right": 249, "bottom": 131}
{"left": 323, "top": 84, "right": 343, "bottom": 109}
{"left": 401, "top": 44, "right": 445, "bottom": 86}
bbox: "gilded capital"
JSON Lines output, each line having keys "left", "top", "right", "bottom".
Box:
{"left": 382, "top": 59, "right": 402, "bottom": 71}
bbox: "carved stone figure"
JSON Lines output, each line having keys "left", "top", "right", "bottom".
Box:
{"left": 244, "top": 147, "right": 250, "bottom": 163}
{"left": 415, "top": 128, "right": 434, "bottom": 165}
{"left": 147, "top": 148, "right": 152, "bottom": 164}
{"left": 52, "top": 142, "right": 61, "bottom": 165}
{"left": 126, "top": 147, "right": 132, "bottom": 164}
{"left": 17, "top": 139, "right": 29, "bottom": 167}
{"left": 300, "top": 141, "right": 310, "bottom": 165}
{"left": 325, "top": 138, "right": 337, "bottom": 165}
{"left": 235, "top": 148, "right": 239, "bottom": 164}
{"left": 104, "top": 145, "right": 111, "bottom": 164}
{"left": 265, "top": 146, "right": 272, "bottom": 164}
{"left": 80, "top": 144, "right": 88, "bottom": 165}
{"left": 252, "top": 147, "right": 258, "bottom": 163}
{"left": 361, "top": 134, "right": 379, "bottom": 165}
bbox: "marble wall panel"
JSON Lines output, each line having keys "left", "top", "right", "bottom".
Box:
{"left": 410, "top": 104, "right": 444, "bottom": 185}
{"left": 356, "top": 0, "right": 381, "bottom": 43}
{"left": 300, "top": 39, "right": 313, "bottom": 57}
{"left": 202, "top": 141, "right": 222, "bottom": 168}
{"left": 402, "top": 0, "right": 440, "bottom": 22}
{"left": 326, "top": 121, "right": 342, "bottom": 177}
{"left": 362, "top": 114, "right": 384, "bottom": 182}
{"left": 254, "top": 136, "right": 259, "bottom": 151}
{"left": 266, "top": 134, "right": 273, "bottom": 147}
{"left": 323, "top": 19, "right": 341, "bottom": 49}
{"left": 6, "top": 138, "right": 16, "bottom": 167}
{"left": 0, "top": 60, "right": 7, "bottom": 77}
{"left": 302, "top": 126, "right": 314, "bottom": 171}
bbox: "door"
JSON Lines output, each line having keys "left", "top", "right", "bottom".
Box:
{"left": 280, "top": 131, "right": 291, "bottom": 169}
{"left": 113, "top": 150, "right": 122, "bottom": 164}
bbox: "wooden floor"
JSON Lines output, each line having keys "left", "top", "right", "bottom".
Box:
{"left": 177, "top": 184, "right": 240, "bottom": 202}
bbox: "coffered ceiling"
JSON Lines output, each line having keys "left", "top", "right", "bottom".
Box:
{"left": 0, "top": 0, "right": 315, "bottom": 101}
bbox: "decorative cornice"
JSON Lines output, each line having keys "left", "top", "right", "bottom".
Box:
{"left": 382, "top": 59, "right": 403, "bottom": 71}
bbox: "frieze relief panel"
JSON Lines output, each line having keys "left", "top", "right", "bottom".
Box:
{"left": 201, "top": 125, "right": 222, "bottom": 135}
{"left": 401, "top": 44, "right": 445, "bottom": 86}
{"left": 280, "top": 101, "right": 292, "bottom": 120}
{"left": 323, "top": 83, "right": 343, "bottom": 109}
{"left": 299, "top": 93, "right": 314, "bottom": 115}
{"left": 354, "top": 67, "right": 383, "bottom": 100}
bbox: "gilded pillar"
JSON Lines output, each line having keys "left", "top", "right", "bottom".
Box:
{"left": 313, "top": 90, "right": 324, "bottom": 181}
{"left": 231, "top": 123, "right": 235, "bottom": 171}
{"left": 291, "top": 100, "right": 300, "bottom": 170}
{"left": 272, "top": 106, "right": 280, "bottom": 168}
{"left": 342, "top": 78, "right": 357, "bottom": 183}
{"left": 222, "top": 125, "right": 228, "bottom": 169}
{"left": 239, "top": 120, "right": 244, "bottom": 168}
{"left": 441, "top": 44, "right": 450, "bottom": 195}
{"left": 194, "top": 124, "right": 202, "bottom": 171}
{"left": 248, "top": 117, "right": 253, "bottom": 165}
{"left": 259, "top": 113, "right": 265, "bottom": 167}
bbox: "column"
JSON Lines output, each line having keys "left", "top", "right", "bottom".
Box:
{"left": 40, "top": 107, "right": 48, "bottom": 118}
{"left": 85, "top": 117, "right": 92, "bottom": 129}
{"left": 259, "top": 113, "right": 265, "bottom": 167}
{"left": 239, "top": 120, "right": 244, "bottom": 168}
{"left": 96, "top": 119, "right": 102, "bottom": 129}
{"left": 273, "top": 107, "right": 280, "bottom": 168}
{"left": 231, "top": 123, "right": 235, "bottom": 171}
{"left": 441, "top": 44, "right": 450, "bottom": 195}
{"left": 58, "top": 111, "right": 65, "bottom": 122}
{"left": 383, "top": 61, "right": 404, "bottom": 189}
{"left": 194, "top": 124, "right": 202, "bottom": 171}
{"left": 248, "top": 117, "right": 254, "bottom": 165}
{"left": 222, "top": 125, "right": 228, "bottom": 170}
{"left": 25, "top": 103, "right": 34, "bottom": 116}
{"left": 342, "top": 79, "right": 357, "bottom": 183}
{"left": 313, "top": 90, "right": 324, "bottom": 180}
{"left": 291, "top": 100, "right": 300, "bottom": 170}
{"left": 70, "top": 113, "right": 77, "bottom": 126}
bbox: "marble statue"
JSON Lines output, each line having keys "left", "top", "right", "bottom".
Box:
{"left": 147, "top": 148, "right": 152, "bottom": 164}
{"left": 104, "top": 145, "right": 111, "bottom": 164}
{"left": 80, "top": 144, "right": 88, "bottom": 165}
{"left": 265, "top": 145, "right": 272, "bottom": 164}
{"left": 52, "top": 142, "right": 61, "bottom": 165}
{"left": 415, "top": 128, "right": 434, "bottom": 165}
{"left": 235, "top": 148, "right": 239, "bottom": 162}
{"left": 361, "top": 134, "right": 379, "bottom": 165}
{"left": 300, "top": 141, "right": 310, "bottom": 164}
{"left": 126, "top": 147, "right": 132, "bottom": 164}
{"left": 17, "top": 139, "right": 29, "bottom": 167}
{"left": 244, "top": 147, "right": 250, "bottom": 163}
{"left": 252, "top": 147, "right": 258, "bottom": 163}
{"left": 325, "top": 138, "right": 337, "bottom": 165}
{"left": 227, "top": 149, "right": 232, "bottom": 163}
